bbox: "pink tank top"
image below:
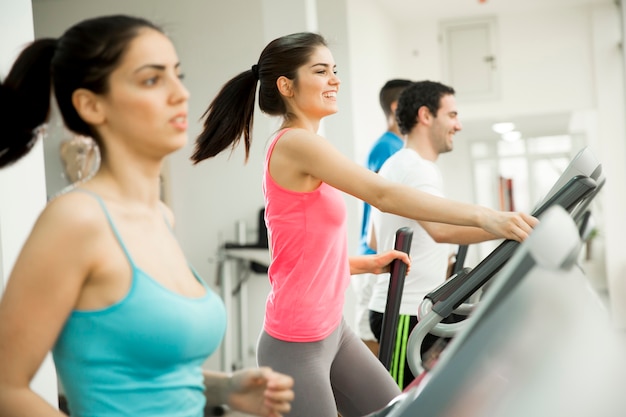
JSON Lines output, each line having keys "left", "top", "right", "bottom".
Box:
{"left": 262, "top": 129, "right": 350, "bottom": 342}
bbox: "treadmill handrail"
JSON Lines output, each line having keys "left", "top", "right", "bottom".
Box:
{"left": 378, "top": 227, "right": 414, "bottom": 370}
{"left": 425, "top": 267, "right": 472, "bottom": 303}
{"left": 451, "top": 244, "right": 469, "bottom": 275}
{"left": 431, "top": 174, "right": 595, "bottom": 318}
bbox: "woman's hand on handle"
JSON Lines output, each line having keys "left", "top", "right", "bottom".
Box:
{"left": 350, "top": 250, "right": 411, "bottom": 275}
{"left": 482, "top": 210, "right": 539, "bottom": 242}
{"left": 204, "top": 367, "right": 294, "bottom": 417}
{"left": 373, "top": 250, "right": 412, "bottom": 275}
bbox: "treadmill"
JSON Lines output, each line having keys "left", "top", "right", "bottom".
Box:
{"left": 364, "top": 205, "right": 626, "bottom": 417}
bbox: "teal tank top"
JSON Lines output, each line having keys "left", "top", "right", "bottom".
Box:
{"left": 52, "top": 191, "right": 226, "bottom": 417}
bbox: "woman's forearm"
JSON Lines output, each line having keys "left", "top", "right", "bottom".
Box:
{"left": 203, "top": 370, "right": 231, "bottom": 407}
{"left": 349, "top": 256, "right": 372, "bottom": 275}
{"left": 376, "top": 182, "right": 489, "bottom": 227}
{"left": 0, "top": 387, "right": 65, "bottom": 417}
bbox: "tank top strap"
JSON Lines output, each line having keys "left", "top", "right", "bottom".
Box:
{"left": 265, "top": 128, "right": 292, "bottom": 164}
{"left": 71, "top": 188, "right": 137, "bottom": 269}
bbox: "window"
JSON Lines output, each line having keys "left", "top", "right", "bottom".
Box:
{"left": 469, "top": 134, "right": 581, "bottom": 259}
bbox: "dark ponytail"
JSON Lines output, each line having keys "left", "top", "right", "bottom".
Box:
{"left": 191, "top": 32, "right": 327, "bottom": 165}
{"left": 191, "top": 69, "right": 258, "bottom": 164}
{"left": 0, "top": 38, "right": 56, "bottom": 168}
{"left": 0, "top": 15, "right": 162, "bottom": 169}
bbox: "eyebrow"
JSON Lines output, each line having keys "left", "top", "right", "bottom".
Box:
{"left": 134, "top": 62, "right": 181, "bottom": 73}
{"left": 310, "top": 62, "right": 336, "bottom": 69}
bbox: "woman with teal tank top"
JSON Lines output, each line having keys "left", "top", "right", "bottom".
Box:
{"left": 191, "top": 33, "right": 538, "bottom": 417}
{"left": 0, "top": 15, "right": 293, "bottom": 417}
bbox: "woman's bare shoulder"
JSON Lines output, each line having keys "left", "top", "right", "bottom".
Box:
{"left": 41, "top": 189, "right": 108, "bottom": 233}
{"left": 277, "top": 128, "right": 333, "bottom": 156}
{"left": 280, "top": 127, "right": 324, "bottom": 142}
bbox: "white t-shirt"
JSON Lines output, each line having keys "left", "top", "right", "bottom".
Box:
{"left": 368, "top": 148, "right": 450, "bottom": 316}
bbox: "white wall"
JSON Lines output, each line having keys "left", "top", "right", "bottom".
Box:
{"left": 0, "top": 0, "right": 59, "bottom": 406}
{"left": 345, "top": 0, "right": 404, "bottom": 164}
{"left": 589, "top": 4, "right": 626, "bottom": 329}
{"left": 389, "top": 6, "right": 596, "bottom": 119}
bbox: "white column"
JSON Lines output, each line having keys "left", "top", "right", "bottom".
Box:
{"left": 591, "top": 4, "right": 626, "bottom": 330}
{"left": 0, "top": 0, "right": 59, "bottom": 407}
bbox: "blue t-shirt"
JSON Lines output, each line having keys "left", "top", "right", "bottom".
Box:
{"left": 358, "top": 131, "right": 404, "bottom": 255}
{"left": 52, "top": 192, "right": 226, "bottom": 417}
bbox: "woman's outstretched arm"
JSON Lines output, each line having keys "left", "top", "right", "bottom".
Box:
{"left": 270, "top": 129, "right": 538, "bottom": 242}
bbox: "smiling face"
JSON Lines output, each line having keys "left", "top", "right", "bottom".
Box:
{"left": 430, "top": 93, "right": 462, "bottom": 154}
{"left": 286, "top": 45, "right": 341, "bottom": 121}
{"left": 93, "top": 28, "right": 189, "bottom": 159}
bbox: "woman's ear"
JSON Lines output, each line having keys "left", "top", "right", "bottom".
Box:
{"left": 276, "top": 76, "right": 294, "bottom": 98}
{"left": 72, "top": 88, "right": 105, "bottom": 126}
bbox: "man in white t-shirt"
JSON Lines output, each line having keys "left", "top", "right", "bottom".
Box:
{"left": 368, "top": 80, "right": 501, "bottom": 389}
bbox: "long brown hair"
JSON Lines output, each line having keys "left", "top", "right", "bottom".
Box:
{"left": 191, "top": 32, "right": 327, "bottom": 164}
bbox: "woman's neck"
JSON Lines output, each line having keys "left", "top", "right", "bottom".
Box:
{"left": 88, "top": 160, "right": 164, "bottom": 206}
{"left": 281, "top": 112, "right": 321, "bottom": 133}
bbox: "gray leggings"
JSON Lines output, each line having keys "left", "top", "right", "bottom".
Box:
{"left": 257, "top": 318, "right": 401, "bottom": 417}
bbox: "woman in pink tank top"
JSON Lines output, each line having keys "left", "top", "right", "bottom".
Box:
{"left": 192, "top": 33, "right": 537, "bottom": 417}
